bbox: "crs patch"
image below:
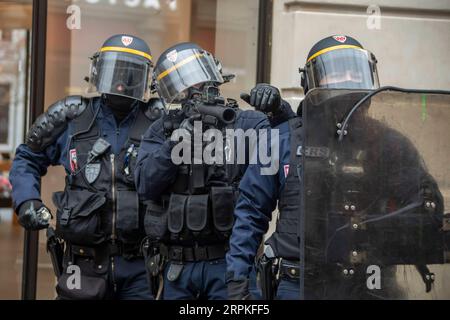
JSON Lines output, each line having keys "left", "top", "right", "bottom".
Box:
{"left": 166, "top": 49, "right": 178, "bottom": 63}
{"left": 333, "top": 35, "right": 347, "bottom": 43}
{"left": 121, "top": 36, "right": 134, "bottom": 47}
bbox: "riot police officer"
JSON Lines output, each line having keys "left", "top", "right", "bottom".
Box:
{"left": 226, "top": 35, "right": 444, "bottom": 300}
{"left": 135, "top": 42, "right": 294, "bottom": 300}
{"left": 10, "top": 34, "right": 163, "bottom": 300}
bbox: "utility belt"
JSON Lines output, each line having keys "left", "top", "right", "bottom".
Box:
{"left": 70, "top": 241, "right": 142, "bottom": 260}
{"left": 257, "top": 246, "right": 301, "bottom": 300}
{"left": 257, "top": 255, "right": 437, "bottom": 300}
{"left": 140, "top": 238, "right": 228, "bottom": 299}
{"left": 46, "top": 230, "right": 142, "bottom": 279}
{"left": 278, "top": 259, "right": 301, "bottom": 280}
{"left": 160, "top": 243, "right": 227, "bottom": 262}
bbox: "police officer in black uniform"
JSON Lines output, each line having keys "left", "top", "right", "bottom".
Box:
{"left": 135, "top": 42, "right": 294, "bottom": 300}
{"left": 10, "top": 34, "right": 163, "bottom": 300}
{"left": 227, "top": 35, "right": 445, "bottom": 300}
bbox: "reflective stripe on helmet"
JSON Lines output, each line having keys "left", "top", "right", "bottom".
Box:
{"left": 156, "top": 53, "right": 205, "bottom": 81}
{"left": 307, "top": 45, "right": 363, "bottom": 62}
{"left": 100, "top": 46, "right": 152, "bottom": 61}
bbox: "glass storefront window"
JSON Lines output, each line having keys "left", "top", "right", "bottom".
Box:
{"left": 0, "top": 0, "right": 32, "bottom": 300}
{"left": 0, "top": 30, "right": 28, "bottom": 153}
{"left": 45, "top": 0, "right": 259, "bottom": 104}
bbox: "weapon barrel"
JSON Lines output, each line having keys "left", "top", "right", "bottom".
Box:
{"left": 196, "top": 104, "right": 236, "bottom": 124}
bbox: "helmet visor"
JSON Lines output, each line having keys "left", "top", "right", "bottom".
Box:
{"left": 305, "top": 48, "right": 380, "bottom": 91}
{"left": 154, "top": 48, "right": 224, "bottom": 103}
{"left": 88, "top": 51, "right": 151, "bottom": 102}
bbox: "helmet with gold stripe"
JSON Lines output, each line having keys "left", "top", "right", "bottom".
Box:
{"left": 153, "top": 42, "right": 224, "bottom": 104}
{"left": 87, "top": 34, "right": 153, "bottom": 102}
{"left": 301, "top": 35, "right": 380, "bottom": 94}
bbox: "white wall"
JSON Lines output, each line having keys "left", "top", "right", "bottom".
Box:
{"left": 271, "top": 0, "right": 450, "bottom": 105}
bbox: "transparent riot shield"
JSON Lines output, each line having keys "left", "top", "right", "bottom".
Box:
{"left": 300, "top": 88, "right": 450, "bottom": 299}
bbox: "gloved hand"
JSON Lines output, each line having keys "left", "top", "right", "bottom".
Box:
{"left": 163, "top": 111, "right": 183, "bottom": 138}
{"left": 179, "top": 114, "right": 202, "bottom": 136}
{"left": 241, "top": 83, "right": 282, "bottom": 114}
{"left": 163, "top": 111, "right": 201, "bottom": 138}
{"left": 17, "top": 200, "right": 52, "bottom": 231}
{"left": 227, "top": 279, "right": 252, "bottom": 300}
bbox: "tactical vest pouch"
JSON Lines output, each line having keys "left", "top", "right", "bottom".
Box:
{"left": 186, "top": 194, "right": 209, "bottom": 232}
{"left": 168, "top": 194, "right": 188, "bottom": 234}
{"left": 210, "top": 186, "right": 235, "bottom": 232}
{"left": 53, "top": 189, "right": 106, "bottom": 246}
{"left": 56, "top": 274, "right": 107, "bottom": 300}
{"left": 144, "top": 201, "right": 168, "bottom": 241}
{"left": 56, "top": 255, "right": 108, "bottom": 300}
{"left": 116, "top": 190, "right": 140, "bottom": 243}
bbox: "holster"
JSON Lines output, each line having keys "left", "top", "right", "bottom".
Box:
{"left": 416, "top": 264, "right": 435, "bottom": 293}
{"left": 46, "top": 227, "right": 64, "bottom": 279}
{"left": 258, "top": 254, "right": 277, "bottom": 300}
{"left": 141, "top": 237, "right": 166, "bottom": 299}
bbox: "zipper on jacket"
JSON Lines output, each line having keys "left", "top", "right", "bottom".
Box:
{"left": 111, "top": 154, "right": 117, "bottom": 243}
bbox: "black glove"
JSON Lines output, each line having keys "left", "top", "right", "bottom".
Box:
{"left": 241, "top": 83, "right": 282, "bottom": 114}
{"left": 17, "top": 200, "right": 52, "bottom": 231}
{"left": 163, "top": 110, "right": 202, "bottom": 138}
{"left": 163, "top": 110, "right": 184, "bottom": 138}
{"left": 179, "top": 114, "right": 202, "bottom": 136}
{"left": 227, "top": 279, "right": 252, "bottom": 300}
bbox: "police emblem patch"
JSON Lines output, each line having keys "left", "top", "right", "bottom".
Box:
{"left": 333, "top": 35, "right": 347, "bottom": 43}
{"left": 166, "top": 49, "right": 178, "bottom": 63}
{"left": 121, "top": 36, "right": 134, "bottom": 47}
{"left": 85, "top": 163, "right": 101, "bottom": 184}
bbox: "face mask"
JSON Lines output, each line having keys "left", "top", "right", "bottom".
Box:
{"left": 103, "top": 94, "right": 137, "bottom": 123}
{"left": 176, "top": 86, "right": 203, "bottom": 105}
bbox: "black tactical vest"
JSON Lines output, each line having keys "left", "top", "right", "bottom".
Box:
{"left": 53, "top": 99, "right": 157, "bottom": 248}
{"left": 146, "top": 110, "right": 243, "bottom": 247}
{"left": 266, "top": 117, "right": 303, "bottom": 260}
